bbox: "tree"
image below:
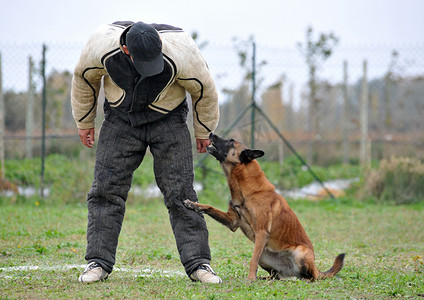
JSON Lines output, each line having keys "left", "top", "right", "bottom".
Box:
{"left": 261, "top": 77, "right": 285, "bottom": 132}
{"left": 46, "top": 70, "right": 73, "bottom": 131}
{"left": 297, "top": 26, "right": 338, "bottom": 163}
{"left": 219, "top": 36, "right": 267, "bottom": 137}
{"left": 4, "top": 91, "right": 29, "bottom": 132}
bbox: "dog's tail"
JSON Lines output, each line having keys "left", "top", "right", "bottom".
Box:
{"left": 318, "top": 253, "right": 345, "bottom": 279}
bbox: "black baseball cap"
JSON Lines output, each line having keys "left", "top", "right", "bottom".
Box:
{"left": 125, "top": 22, "right": 164, "bottom": 78}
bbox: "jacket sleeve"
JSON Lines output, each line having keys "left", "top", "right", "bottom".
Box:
{"left": 176, "top": 36, "right": 220, "bottom": 140}
{"left": 71, "top": 26, "right": 109, "bottom": 129}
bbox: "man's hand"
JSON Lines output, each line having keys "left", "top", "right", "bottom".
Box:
{"left": 196, "top": 138, "right": 211, "bottom": 153}
{"left": 78, "top": 128, "right": 95, "bottom": 148}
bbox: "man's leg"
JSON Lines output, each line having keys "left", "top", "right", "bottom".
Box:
{"left": 84, "top": 113, "right": 146, "bottom": 274}
{"left": 147, "top": 114, "right": 212, "bottom": 276}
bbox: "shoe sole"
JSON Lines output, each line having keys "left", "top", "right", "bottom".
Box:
{"left": 78, "top": 274, "right": 109, "bottom": 283}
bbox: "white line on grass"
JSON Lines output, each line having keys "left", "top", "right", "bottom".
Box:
{"left": 0, "top": 265, "right": 185, "bottom": 279}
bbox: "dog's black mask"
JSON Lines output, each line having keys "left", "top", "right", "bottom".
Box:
{"left": 206, "top": 133, "right": 234, "bottom": 163}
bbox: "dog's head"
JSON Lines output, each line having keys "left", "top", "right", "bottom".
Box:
{"left": 207, "top": 133, "right": 264, "bottom": 165}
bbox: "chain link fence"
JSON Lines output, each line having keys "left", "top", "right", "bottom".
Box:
{"left": 1, "top": 40, "right": 423, "bottom": 165}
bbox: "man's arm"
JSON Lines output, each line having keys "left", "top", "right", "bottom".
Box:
{"left": 175, "top": 33, "right": 220, "bottom": 140}
{"left": 71, "top": 24, "right": 113, "bottom": 138}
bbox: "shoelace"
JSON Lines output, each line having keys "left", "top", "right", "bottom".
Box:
{"left": 197, "top": 264, "right": 216, "bottom": 275}
{"left": 84, "top": 262, "right": 101, "bottom": 272}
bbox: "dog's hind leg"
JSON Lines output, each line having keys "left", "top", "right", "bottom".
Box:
{"left": 183, "top": 200, "right": 240, "bottom": 232}
{"left": 259, "top": 249, "right": 302, "bottom": 279}
{"left": 292, "top": 245, "right": 319, "bottom": 280}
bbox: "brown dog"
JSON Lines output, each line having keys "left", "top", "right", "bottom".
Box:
{"left": 184, "top": 133, "right": 345, "bottom": 281}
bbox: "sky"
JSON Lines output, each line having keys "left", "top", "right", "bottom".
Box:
{"left": 1, "top": 0, "right": 423, "bottom": 97}
{"left": 1, "top": 0, "right": 424, "bottom": 46}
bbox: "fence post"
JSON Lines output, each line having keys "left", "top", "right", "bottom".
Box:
{"left": 360, "top": 60, "right": 370, "bottom": 168}
{"left": 41, "top": 44, "right": 47, "bottom": 198}
{"left": 26, "top": 56, "right": 35, "bottom": 159}
{"left": 342, "top": 60, "right": 349, "bottom": 164}
{"left": 0, "top": 53, "right": 4, "bottom": 178}
{"left": 250, "top": 41, "right": 256, "bottom": 149}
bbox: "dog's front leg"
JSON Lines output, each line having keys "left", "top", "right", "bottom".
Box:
{"left": 184, "top": 200, "right": 239, "bottom": 232}
{"left": 248, "top": 230, "right": 269, "bottom": 281}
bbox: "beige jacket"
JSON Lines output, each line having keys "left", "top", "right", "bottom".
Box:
{"left": 71, "top": 22, "right": 219, "bottom": 139}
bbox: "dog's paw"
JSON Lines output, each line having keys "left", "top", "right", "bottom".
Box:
{"left": 183, "top": 199, "right": 200, "bottom": 212}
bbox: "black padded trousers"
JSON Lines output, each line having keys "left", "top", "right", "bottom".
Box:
{"left": 84, "top": 108, "right": 211, "bottom": 277}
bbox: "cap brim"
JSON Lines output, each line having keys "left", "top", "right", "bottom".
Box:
{"left": 133, "top": 53, "right": 164, "bottom": 78}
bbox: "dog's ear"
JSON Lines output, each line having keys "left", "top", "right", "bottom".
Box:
{"left": 239, "top": 149, "right": 265, "bottom": 164}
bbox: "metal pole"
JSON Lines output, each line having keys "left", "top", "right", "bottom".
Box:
{"left": 0, "top": 53, "right": 4, "bottom": 178}
{"left": 250, "top": 41, "right": 256, "bottom": 149}
{"left": 41, "top": 44, "right": 47, "bottom": 198}
{"left": 26, "top": 56, "right": 34, "bottom": 159}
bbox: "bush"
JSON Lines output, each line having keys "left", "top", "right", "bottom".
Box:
{"left": 2, "top": 154, "right": 95, "bottom": 205}
{"left": 365, "top": 156, "right": 424, "bottom": 204}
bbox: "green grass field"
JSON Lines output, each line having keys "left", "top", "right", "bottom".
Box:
{"left": 1, "top": 198, "right": 423, "bottom": 299}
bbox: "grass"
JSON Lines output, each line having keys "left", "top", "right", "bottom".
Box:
{"left": 1, "top": 198, "right": 423, "bottom": 299}
{"left": 1, "top": 153, "right": 423, "bottom": 298}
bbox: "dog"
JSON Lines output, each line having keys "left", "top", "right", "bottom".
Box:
{"left": 184, "top": 133, "right": 345, "bottom": 281}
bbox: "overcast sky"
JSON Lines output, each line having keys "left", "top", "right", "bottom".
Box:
{"left": 2, "top": 0, "right": 424, "bottom": 46}
{"left": 1, "top": 0, "right": 423, "bottom": 96}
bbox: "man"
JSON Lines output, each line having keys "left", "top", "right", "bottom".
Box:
{"left": 71, "top": 21, "right": 221, "bottom": 283}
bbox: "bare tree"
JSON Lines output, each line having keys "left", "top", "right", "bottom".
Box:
{"left": 297, "top": 26, "right": 338, "bottom": 163}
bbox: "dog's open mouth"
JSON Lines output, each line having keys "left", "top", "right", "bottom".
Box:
{"left": 206, "top": 142, "right": 222, "bottom": 161}
{"left": 206, "top": 143, "right": 217, "bottom": 153}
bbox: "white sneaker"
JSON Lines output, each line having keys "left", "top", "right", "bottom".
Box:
{"left": 190, "top": 264, "right": 222, "bottom": 284}
{"left": 78, "top": 262, "right": 109, "bottom": 283}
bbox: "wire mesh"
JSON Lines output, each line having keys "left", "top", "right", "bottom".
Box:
{"left": 0, "top": 41, "right": 423, "bottom": 163}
